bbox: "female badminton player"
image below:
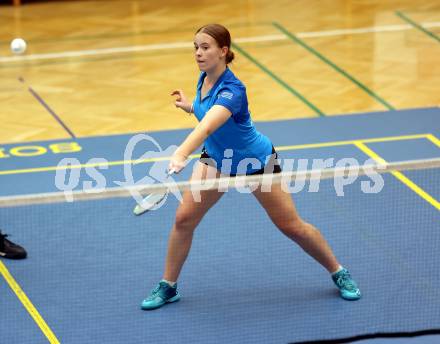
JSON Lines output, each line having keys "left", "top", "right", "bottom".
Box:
{"left": 141, "top": 24, "right": 361, "bottom": 310}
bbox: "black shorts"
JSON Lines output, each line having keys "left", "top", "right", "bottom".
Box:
{"left": 200, "top": 146, "right": 282, "bottom": 176}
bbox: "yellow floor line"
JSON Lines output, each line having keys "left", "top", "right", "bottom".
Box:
{"left": 426, "top": 133, "right": 440, "bottom": 148}
{"left": 0, "top": 133, "right": 431, "bottom": 176}
{"left": 0, "top": 261, "right": 60, "bottom": 343}
{"left": 276, "top": 133, "right": 428, "bottom": 151}
{"left": 354, "top": 141, "right": 440, "bottom": 211}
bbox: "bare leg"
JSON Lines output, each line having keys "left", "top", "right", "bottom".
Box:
{"left": 252, "top": 182, "right": 340, "bottom": 273}
{"left": 163, "top": 162, "right": 224, "bottom": 281}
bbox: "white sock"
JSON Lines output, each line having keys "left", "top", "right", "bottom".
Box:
{"left": 161, "top": 279, "right": 176, "bottom": 287}
{"left": 331, "top": 265, "right": 344, "bottom": 276}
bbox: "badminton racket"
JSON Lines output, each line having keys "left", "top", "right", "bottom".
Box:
{"left": 133, "top": 169, "right": 175, "bottom": 216}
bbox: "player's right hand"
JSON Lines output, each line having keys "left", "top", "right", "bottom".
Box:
{"left": 168, "top": 152, "right": 187, "bottom": 174}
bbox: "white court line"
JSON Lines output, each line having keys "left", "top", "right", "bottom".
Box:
{"left": 298, "top": 22, "right": 440, "bottom": 38}
{"left": 1, "top": 22, "right": 439, "bottom": 63}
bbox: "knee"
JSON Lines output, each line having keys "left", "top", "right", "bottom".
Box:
{"left": 174, "top": 210, "right": 197, "bottom": 232}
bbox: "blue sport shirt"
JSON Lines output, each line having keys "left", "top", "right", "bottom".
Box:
{"left": 193, "top": 68, "right": 273, "bottom": 175}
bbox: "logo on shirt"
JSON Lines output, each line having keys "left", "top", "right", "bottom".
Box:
{"left": 219, "top": 91, "right": 233, "bottom": 100}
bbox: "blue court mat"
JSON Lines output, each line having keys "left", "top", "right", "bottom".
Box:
{"left": 1, "top": 172, "right": 440, "bottom": 344}
{"left": 1, "top": 107, "right": 440, "bottom": 343}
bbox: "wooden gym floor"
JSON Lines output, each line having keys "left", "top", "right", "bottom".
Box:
{"left": 0, "top": 0, "right": 439, "bottom": 144}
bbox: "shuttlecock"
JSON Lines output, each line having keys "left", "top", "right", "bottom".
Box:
{"left": 10, "top": 38, "right": 27, "bottom": 55}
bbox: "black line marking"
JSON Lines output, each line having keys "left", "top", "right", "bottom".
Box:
{"left": 289, "top": 329, "right": 440, "bottom": 344}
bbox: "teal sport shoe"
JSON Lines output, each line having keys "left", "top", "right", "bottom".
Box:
{"left": 141, "top": 281, "right": 180, "bottom": 310}
{"left": 332, "top": 268, "right": 361, "bottom": 301}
